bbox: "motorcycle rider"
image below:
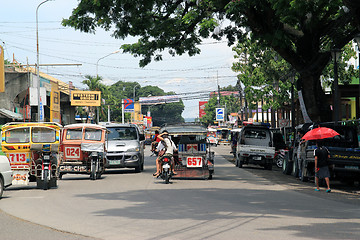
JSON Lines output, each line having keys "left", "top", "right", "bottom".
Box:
{"left": 152, "top": 130, "right": 177, "bottom": 177}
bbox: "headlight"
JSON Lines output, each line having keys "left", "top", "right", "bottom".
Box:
{"left": 126, "top": 147, "right": 140, "bottom": 152}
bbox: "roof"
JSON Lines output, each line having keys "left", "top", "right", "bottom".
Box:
{"left": 0, "top": 108, "right": 23, "bottom": 120}
{"left": 161, "top": 124, "right": 207, "bottom": 135}
{"left": 63, "top": 123, "right": 107, "bottom": 130}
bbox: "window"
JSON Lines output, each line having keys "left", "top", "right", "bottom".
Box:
{"left": 108, "top": 127, "right": 137, "bottom": 140}
{"left": 32, "top": 127, "right": 56, "bottom": 143}
{"left": 84, "top": 129, "right": 102, "bottom": 141}
{"left": 244, "top": 129, "right": 267, "bottom": 139}
{"left": 66, "top": 128, "right": 82, "bottom": 140}
{"left": 5, "top": 128, "right": 30, "bottom": 143}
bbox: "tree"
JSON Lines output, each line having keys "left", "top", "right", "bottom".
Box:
{"left": 63, "top": 1, "right": 360, "bottom": 122}
{"left": 81, "top": 75, "right": 107, "bottom": 122}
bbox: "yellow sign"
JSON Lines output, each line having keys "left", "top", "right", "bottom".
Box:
{"left": 50, "top": 82, "right": 61, "bottom": 123}
{"left": 0, "top": 45, "right": 5, "bottom": 92}
{"left": 71, "top": 91, "right": 101, "bottom": 106}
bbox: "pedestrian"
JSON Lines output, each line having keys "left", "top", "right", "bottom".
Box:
{"left": 314, "top": 140, "right": 331, "bottom": 192}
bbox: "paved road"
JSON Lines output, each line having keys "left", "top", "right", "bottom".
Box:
{"left": 1, "top": 146, "right": 360, "bottom": 240}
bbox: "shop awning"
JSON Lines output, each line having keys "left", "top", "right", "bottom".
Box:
{"left": 0, "top": 108, "right": 23, "bottom": 120}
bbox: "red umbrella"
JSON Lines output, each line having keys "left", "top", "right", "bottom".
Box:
{"left": 301, "top": 127, "right": 340, "bottom": 141}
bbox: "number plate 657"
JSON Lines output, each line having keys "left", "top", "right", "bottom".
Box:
{"left": 187, "top": 157, "right": 202, "bottom": 168}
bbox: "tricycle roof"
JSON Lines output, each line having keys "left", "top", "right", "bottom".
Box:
{"left": 63, "top": 123, "right": 108, "bottom": 130}
{"left": 160, "top": 123, "right": 207, "bottom": 135}
{"left": 2, "top": 122, "right": 62, "bottom": 130}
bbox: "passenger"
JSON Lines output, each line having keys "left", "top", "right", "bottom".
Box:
{"left": 151, "top": 130, "right": 160, "bottom": 152}
{"left": 153, "top": 130, "right": 177, "bottom": 177}
{"left": 314, "top": 141, "right": 331, "bottom": 192}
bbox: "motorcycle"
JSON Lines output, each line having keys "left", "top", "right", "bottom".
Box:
{"left": 274, "top": 149, "right": 287, "bottom": 168}
{"left": 159, "top": 155, "right": 173, "bottom": 184}
{"left": 37, "top": 149, "right": 56, "bottom": 190}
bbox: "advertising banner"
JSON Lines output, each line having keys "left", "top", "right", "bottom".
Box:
{"left": 50, "top": 82, "right": 61, "bottom": 123}
{"left": 71, "top": 91, "right": 101, "bottom": 106}
{"left": 199, "top": 101, "right": 207, "bottom": 118}
{"left": 139, "top": 95, "right": 180, "bottom": 105}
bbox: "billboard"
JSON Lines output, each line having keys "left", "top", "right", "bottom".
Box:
{"left": 71, "top": 91, "right": 101, "bottom": 106}
{"left": 199, "top": 101, "right": 207, "bottom": 118}
{"left": 139, "top": 95, "right": 180, "bottom": 105}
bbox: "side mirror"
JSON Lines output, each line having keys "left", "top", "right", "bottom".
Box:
{"left": 139, "top": 134, "right": 145, "bottom": 141}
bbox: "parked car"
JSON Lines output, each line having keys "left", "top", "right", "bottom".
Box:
{"left": 104, "top": 123, "right": 145, "bottom": 172}
{"left": 235, "top": 125, "right": 275, "bottom": 170}
{"left": 0, "top": 155, "right": 13, "bottom": 199}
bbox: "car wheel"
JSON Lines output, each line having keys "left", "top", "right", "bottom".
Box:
{"left": 292, "top": 157, "right": 299, "bottom": 177}
{"left": 0, "top": 177, "right": 4, "bottom": 199}
{"left": 282, "top": 156, "right": 292, "bottom": 175}
{"left": 300, "top": 161, "right": 308, "bottom": 182}
{"left": 238, "top": 156, "right": 243, "bottom": 168}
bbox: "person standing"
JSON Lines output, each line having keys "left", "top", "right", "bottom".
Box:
{"left": 314, "top": 141, "right": 331, "bottom": 192}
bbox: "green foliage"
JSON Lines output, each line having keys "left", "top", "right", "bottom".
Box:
{"left": 232, "top": 39, "right": 293, "bottom": 111}
{"left": 64, "top": 0, "right": 360, "bottom": 121}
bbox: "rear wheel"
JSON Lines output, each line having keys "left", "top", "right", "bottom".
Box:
{"left": 238, "top": 156, "right": 243, "bottom": 168}
{"left": 90, "top": 160, "right": 96, "bottom": 180}
{"left": 0, "top": 177, "right": 4, "bottom": 199}
{"left": 164, "top": 170, "right": 170, "bottom": 184}
{"left": 275, "top": 155, "right": 283, "bottom": 168}
{"left": 43, "top": 169, "right": 49, "bottom": 190}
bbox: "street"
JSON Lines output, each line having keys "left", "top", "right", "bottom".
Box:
{"left": 1, "top": 145, "right": 360, "bottom": 240}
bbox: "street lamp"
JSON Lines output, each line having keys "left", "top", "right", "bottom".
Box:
{"left": 96, "top": 50, "right": 120, "bottom": 76}
{"left": 355, "top": 35, "right": 360, "bottom": 119}
{"left": 331, "top": 48, "right": 342, "bottom": 124}
{"left": 36, "top": 0, "right": 54, "bottom": 122}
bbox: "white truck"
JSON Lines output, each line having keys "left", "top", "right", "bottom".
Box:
{"left": 235, "top": 125, "right": 275, "bottom": 170}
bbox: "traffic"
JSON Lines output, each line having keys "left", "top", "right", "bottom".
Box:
{"left": 2, "top": 119, "right": 360, "bottom": 197}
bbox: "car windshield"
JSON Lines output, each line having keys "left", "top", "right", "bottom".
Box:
{"left": 66, "top": 128, "right": 82, "bottom": 140}
{"left": 244, "top": 129, "right": 267, "bottom": 139}
{"left": 108, "top": 127, "right": 137, "bottom": 140}
{"left": 5, "top": 127, "right": 30, "bottom": 143}
{"left": 32, "top": 127, "right": 56, "bottom": 143}
{"left": 84, "top": 128, "right": 102, "bottom": 141}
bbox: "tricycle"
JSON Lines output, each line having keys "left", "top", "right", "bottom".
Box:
{"left": 160, "top": 123, "right": 214, "bottom": 180}
{"left": 1, "top": 122, "right": 62, "bottom": 190}
{"left": 58, "top": 123, "right": 108, "bottom": 180}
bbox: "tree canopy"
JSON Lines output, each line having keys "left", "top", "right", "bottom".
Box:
{"left": 63, "top": 0, "right": 360, "bottom": 122}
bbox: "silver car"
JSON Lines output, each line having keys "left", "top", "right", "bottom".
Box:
{"left": 104, "top": 123, "right": 145, "bottom": 172}
{"left": 0, "top": 155, "right": 13, "bottom": 199}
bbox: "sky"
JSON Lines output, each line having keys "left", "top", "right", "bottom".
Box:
{"left": 0, "top": 0, "right": 239, "bottom": 119}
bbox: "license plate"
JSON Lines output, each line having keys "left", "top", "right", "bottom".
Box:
{"left": 345, "top": 166, "right": 359, "bottom": 169}
{"left": 163, "top": 163, "right": 170, "bottom": 169}
{"left": 187, "top": 157, "right": 203, "bottom": 167}
{"left": 109, "top": 160, "right": 121, "bottom": 165}
{"left": 253, "top": 156, "right": 262, "bottom": 161}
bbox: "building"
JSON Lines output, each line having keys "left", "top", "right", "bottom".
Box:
{"left": 0, "top": 63, "right": 76, "bottom": 125}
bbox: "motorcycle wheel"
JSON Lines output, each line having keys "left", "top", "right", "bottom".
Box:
{"left": 275, "top": 156, "right": 283, "bottom": 168}
{"left": 43, "top": 169, "right": 49, "bottom": 190}
{"left": 164, "top": 170, "right": 170, "bottom": 184}
{"left": 90, "top": 160, "right": 96, "bottom": 180}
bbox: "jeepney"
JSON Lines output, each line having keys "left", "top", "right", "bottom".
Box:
{"left": 160, "top": 123, "right": 214, "bottom": 179}
{"left": 207, "top": 127, "right": 218, "bottom": 146}
{"left": 1, "top": 122, "right": 62, "bottom": 189}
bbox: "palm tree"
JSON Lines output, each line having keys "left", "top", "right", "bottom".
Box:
{"left": 82, "top": 75, "right": 107, "bottom": 123}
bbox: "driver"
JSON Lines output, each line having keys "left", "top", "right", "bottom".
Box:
{"left": 153, "top": 130, "right": 177, "bottom": 177}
